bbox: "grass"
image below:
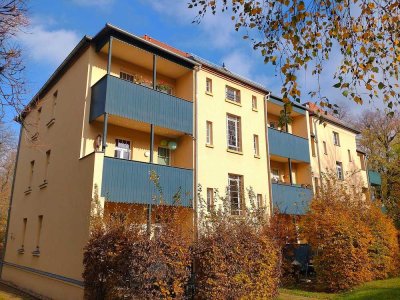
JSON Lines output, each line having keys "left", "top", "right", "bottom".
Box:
{"left": 278, "top": 277, "right": 400, "bottom": 300}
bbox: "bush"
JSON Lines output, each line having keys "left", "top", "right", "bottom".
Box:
{"left": 193, "top": 187, "right": 280, "bottom": 299}
{"left": 83, "top": 202, "right": 192, "bottom": 300}
{"left": 364, "top": 202, "right": 400, "bottom": 279}
{"left": 302, "top": 173, "right": 400, "bottom": 292}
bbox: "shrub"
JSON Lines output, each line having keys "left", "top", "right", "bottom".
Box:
{"left": 193, "top": 187, "right": 280, "bottom": 299}
{"left": 302, "top": 174, "right": 373, "bottom": 292}
{"left": 83, "top": 202, "right": 192, "bottom": 300}
{"left": 363, "top": 202, "right": 400, "bottom": 279}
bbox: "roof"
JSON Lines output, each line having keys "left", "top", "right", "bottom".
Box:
{"left": 303, "top": 102, "right": 360, "bottom": 134}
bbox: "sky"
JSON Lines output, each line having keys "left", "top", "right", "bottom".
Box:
{"left": 7, "top": 0, "right": 386, "bottom": 133}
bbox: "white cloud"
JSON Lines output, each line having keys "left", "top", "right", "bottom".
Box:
{"left": 17, "top": 24, "right": 80, "bottom": 67}
{"left": 222, "top": 51, "right": 252, "bottom": 78}
{"left": 71, "top": 0, "right": 115, "bottom": 8}
{"left": 146, "top": 0, "right": 237, "bottom": 49}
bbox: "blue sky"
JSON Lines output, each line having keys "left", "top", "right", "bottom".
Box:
{"left": 8, "top": 0, "right": 383, "bottom": 132}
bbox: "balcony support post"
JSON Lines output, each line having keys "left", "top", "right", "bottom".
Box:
{"left": 102, "top": 113, "right": 108, "bottom": 151}
{"left": 107, "top": 36, "right": 113, "bottom": 75}
{"left": 288, "top": 158, "right": 293, "bottom": 184}
{"left": 150, "top": 124, "right": 154, "bottom": 163}
{"left": 153, "top": 54, "right": 157, "bottom": 89}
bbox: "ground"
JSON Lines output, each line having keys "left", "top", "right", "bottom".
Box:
{"left": 0, "top": 283, "right": 36, "bottom": 300}
{"left": 278, "top": 277, "right": 400, "bottom": 300}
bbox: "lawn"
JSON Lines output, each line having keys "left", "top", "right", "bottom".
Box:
{"left": 279, "top": 277, "right": 400, "bottom": 300}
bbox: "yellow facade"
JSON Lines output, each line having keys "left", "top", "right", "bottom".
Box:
{"left": 1, "top": 25, "right": 372, "bottom": 299}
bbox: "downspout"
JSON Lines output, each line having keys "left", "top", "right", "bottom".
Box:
{"left": 264, "top": 92, "right": 274, "bottom": 217}
{"left": 1, "top": 125, "right": 23, "bottom": 277}
{"left": 193, "top": 66, "right": 200, "bottom": 240}
{"left": 313, "top": 117, "right": 323, "bottom": 187}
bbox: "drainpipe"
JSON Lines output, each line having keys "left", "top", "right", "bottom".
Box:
{"left": 284, "top": 104, "right": 293, "bottom": 185}
{"left": 264, "top": 92, "right": 274, "bottom": 217}
{"left": 313, "top": 117, "right": 323, "bottom": 187}
{"left": 193, "top": 66, "right": 199, "bottom": 240}
{"left": 1, "top": 125, "right": 23, "bottom": 277}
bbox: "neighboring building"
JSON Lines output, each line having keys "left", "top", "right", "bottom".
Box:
{"left": 1, "top": 24, "right": 379, "bottom": 299}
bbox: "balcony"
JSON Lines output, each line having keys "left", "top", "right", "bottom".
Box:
{"left": 271, "top": 183, "right": 313, "bottom": 215}
{"left": 268, "top": 128, "right": 310, "bottom": 162}
{"left": 368, "top": 170, "right": 381, "bottom": 186}
{"left": 90, "top": 75, "right": 193, "bottom": 134}
{"left": 101, "top": 157, "right": 193, "bottom": 207}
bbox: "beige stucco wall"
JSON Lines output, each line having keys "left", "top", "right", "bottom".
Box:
{"left": 196, "top": 69, "right": 270, "bottom": 211}
{"left": 3, "top": 47, "right": 96, "bottom": 299}
{"left": 309, "top": 116, "right": 368, "bottom": 190}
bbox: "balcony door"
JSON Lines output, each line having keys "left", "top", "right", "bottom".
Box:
{"left": 114, "top": 139, "right": 131, "bottom": 160}
{"left": 157, "top": 147, "right": 170, "bottom": 166}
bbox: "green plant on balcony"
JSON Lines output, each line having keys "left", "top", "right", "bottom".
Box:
{"left": 156, "top": 82, "right": 173, "bottom": 95}
{"left": 278, "top": 106, "right": 293, "bottom": 132}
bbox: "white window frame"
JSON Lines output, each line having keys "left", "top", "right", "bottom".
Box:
{"left": 227, "top": 114, "right": 241, "bottom": 152}
{"left": 114, "top": 139, "right": 131, "bottom": 160}
{"left": 206, "top": 188, "right": 214, "bottom": 212}
{"left": 206, "top": 77, "right": 212, "bottom": 93}
{"left": 323, "top": 141, "right": 328, "bottom": 155}
{"left": 271, "top": 169, "right": 280, "bottom": 183}
{"left": 336, "top": 161, "right": 344, "bottom": 180}
{"left": 120, "top": 71, "right": 134, "bottom": 83}
{"left": 157, "top": 147, "right": 171, "bottom": 166}
{"left": 252, "top": 95, "right": 258, "bottom": 110}
{"left": 253, "top": 134, "right": 259, "bottom": 156}
{"left": 206, "top": 121, "right": 213, "bottom": 146}
{"left": 225, "top": 85, "right": 241, "bottom": 103}
{"left": 257, "top": 194, "right": 263, "bottom": 208}
{"left": 228, "top": 174, "right": 243, "bottom": 215}
{"left": 333, "top": 131, "right": 340, "bottom": 146}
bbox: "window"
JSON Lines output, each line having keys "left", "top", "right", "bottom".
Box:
{"left": 323, "top": 141, "right": 327, "bottom": 155}
{"left": 348, "top": 149, "right": 352, "bottom": 162}
{"left": 314, "top": 177, "right": 320, "bottom": 194}
{"left": 206, "top": 121, "right": 213, "bottom": 146}
{"left": 225, "top": 85, "right": 241, "bottom": 103}
{"left": 252, "top": 96, "right": 258, "bottom": 110}
{"left": 336, "top": 161, "right": 344, "bottom": 180}
{"left": 311, "top": 139, "right": 316, "bottom": 157}
{"left": 44, "top": 150, "right": 51, "bottom": 181}
{"left": 360, "top": 154, "right": 366, "bottom": 170}
{"left": 33, "top": 215, "right": 43, "bottom": 256}
{"left": 114, "top": 139, "right": 131, "bottom": 160}
{"left": 37, "top": 106, "right": 42, "bottom": 125}
{"left": 206, "top": 78, "right": 212, "bottom": 94}
{"left": 29, "top": 160, "right": 35, "bottom": 189}
{"left": 333, "top": 131, "right": 340, "bottom": 146}
{"left": 227, "top": 114, "right": 242, "bottom": 152}
{"left": 271, "top": 169, "right": 280, "bottom": 183}
{"left": 206, "top": 188, "right": 214, "bottom": 212}
{"left": 228, "top": 174, "right": 243, "bottom": 215}
{"left": 47, "top": 91, "right": 57, "bottom": 127}
{"left": 158, "top": 147, "right": 170, "bottom": 166}
{"left": 257, "top": 194, "right": 263, "bottom": 208}
{"left": 19, "top": 218, "right": 27, "bottom": 253}
{"left": 120, "top": 71, "right": 134, "bottom": 82}
{"left": 253, "top": 134, "right": 259, "bottom": 156}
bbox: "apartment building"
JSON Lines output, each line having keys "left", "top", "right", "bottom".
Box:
{"left": 1, "top": 24, "right": 378, "bottom": 299}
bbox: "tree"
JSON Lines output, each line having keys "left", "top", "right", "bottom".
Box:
{"left": 0, "top": 0, "right": 28, "bottom": 120}
{"left": 189, "top": 0, "right": 400, "bottom": 110}
{"left": 356, "top": 109, "right": 400, "bottom": 226}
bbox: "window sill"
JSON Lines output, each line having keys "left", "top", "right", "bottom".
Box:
{"left": 205, "top": 144, "right": 214, "bottom": 148}
{"left": 31, "top": 132, "right": 39, "bottom": 141}
{"left": 225, "top": 99, "right": 242, "bottom": 106}
{"left": 46, "top": 118, "right": 55, "bottom": 128}
{"left": 252, "top": 108, "right": 258, "bottom": 112}
{"left": 24, "top": 188, "right": 32, "bottom": 195}
{"left": 32, "top": 250, "right": 40, "bottom": 257}
{"left": 205, "top": 91, "right": 213, "bottom": 96}
{"left": 227, "top": 149, "right": 243, "bottom": 155}
{"left": 39, "top": 181, "right": 48, "bottom": 189}
{"left": 254, "top": 155, "right": 261, "bottom": 159}
{"left": 17, "top": 248, "right": 24, "bottom": 254}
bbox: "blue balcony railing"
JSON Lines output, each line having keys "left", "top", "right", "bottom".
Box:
{"left": 101, "top": 157, "right": 193, "bottom": 207}
{"left": 368, "top": 170, "right": 381, "bottom": 186}
{"left": 268, "top": 128, "right": 310, "bottom": 162}
{"left": 90, "top": 75, "right": 193, "bottom": 134}
{"left": 271, "top": 183, "right": 313, "bottom": 215}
